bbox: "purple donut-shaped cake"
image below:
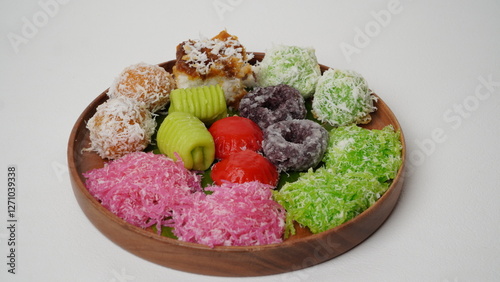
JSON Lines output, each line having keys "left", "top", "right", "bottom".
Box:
{"left": 239, "top": 84, "right": 306, "bottom": 129}
{"left": 262, "top": 119, "right": 329, "bottom": 172}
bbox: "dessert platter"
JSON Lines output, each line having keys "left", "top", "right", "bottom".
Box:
{"left": 68, "top": 30, "right": 406, "bottom": 276}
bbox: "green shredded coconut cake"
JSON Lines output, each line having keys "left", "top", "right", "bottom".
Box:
{"left": 312, "top": 69, "right": 376, "bottom": 126}
{"left": 255, "top": 45, "right": 321, "bottom": 99}
{"left": 323, "top": 125, "right": 403, "bottom": 183}
{"left": 273, "top": 125, "right": 402, "bottom": 236}
{"left": 274, "top": 168, "right": 389, "bottom": 236}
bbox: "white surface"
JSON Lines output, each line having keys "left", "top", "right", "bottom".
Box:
{"left": 1, "top": 0, "right": 499, "bottom": 281}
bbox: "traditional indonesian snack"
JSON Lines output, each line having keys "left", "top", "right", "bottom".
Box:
{"left": 262, "top": 119, "right": 329, "bottom": 172}
{"left": 255, "top": 45, "right": 321, "bottom": 98}
{"left": 170, "top": 181, "right": 286, "bottom": 247}
{"left": 211, "top": 150, "right": 279, "bottom": 187}
{"left": 273, "top": 168, "right": 389, "bottom": 236}
{"left": 86, "top": 97, "right": 156, "bottom": 160}
{"left": 82, "top": 36, "right": 405, "bottom": 247}
{"left": 312, "top": 69, "right": 376, "bottom": 126}
{"left": 156, "top": 111, "right": 215, "bottom": 171}
{"left": 208, "top": 116, "right": 263, "bottom": 159}
{"left": 108, "top": 62, "right": 176, "bottom": 112}
{"left": 172, "top": 30, "right": 254, "bottom": 108}
{"left": 323, "top": 125, "right": 402, "bottom": 183}
{"left": 239, "top": 84, "right": 307, "bottom": 129}
{"left": 168, "top": 84, "right": 227, "bottom": 125}
{"left": 83, "top": 152, "right": 203, "bottom": 231}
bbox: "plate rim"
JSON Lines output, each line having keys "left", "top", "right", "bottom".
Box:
{"left": 67, "top": 52, "right": 406, "bottom": 275}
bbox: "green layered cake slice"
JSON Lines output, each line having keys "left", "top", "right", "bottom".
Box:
{"left": 168, "top": 85, "right": 227, "bottom": 125}
{"left": 157, "top": 111, "right": 215, "bottom": 170}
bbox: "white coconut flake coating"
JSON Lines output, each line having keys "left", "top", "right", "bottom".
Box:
{"left": 177, "top": 34, "right": 252, "bottom": 77}
{"left": 262, "top": 119, "right": 329, "bottom": 172}
{"left": 174, "top": 74, "right": 245, "bottom": 106}
{"left": 239, "top": 84, "right": 307, "bottom": 129}
{"left": 86, "top": 97, "right": 156, "bottom": 160}
{"left": 173, "top": 30, "right": 254, "bottom": 108}
{"left": 255, "top": 45, "right": 321, "bottom": 99}
{"left": 312, "top": 69, "right": 377, "bottom": 127}
{"left": 108, "top": 62, "right": 176, "bottom": 112}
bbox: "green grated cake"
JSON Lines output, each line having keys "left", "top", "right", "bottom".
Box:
{"left": 324, "top": 124, "right": 403, "bottom": 183}
{"left": 274, "top": 168, "right": 389, "bottom": 236}
{"left": 273, "top": 125, "right": 402, "bottom": 236}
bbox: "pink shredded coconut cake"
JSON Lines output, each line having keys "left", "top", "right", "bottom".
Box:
{"left": 83, "top": 152, "right": 202, "bottom": 231}
{"left": 171, "top": 181, "right": 286, "bottom": 248}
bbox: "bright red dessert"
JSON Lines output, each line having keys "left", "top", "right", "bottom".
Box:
{"left": 211, "top": 150, "right": 279, "bottom": 187}
{"left": 208, "top": 116, "right": 263, "bottom": 159}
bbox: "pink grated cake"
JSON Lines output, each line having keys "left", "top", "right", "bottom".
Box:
{"left": 83, "top": 152, "right": 202, "bottom": 232}
{"left": 171, "top": 181, "right": 286, "bottom": 248}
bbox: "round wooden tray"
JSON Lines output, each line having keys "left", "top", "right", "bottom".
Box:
{"left": 67, "top": 53, "right": 406, "bottom": 277}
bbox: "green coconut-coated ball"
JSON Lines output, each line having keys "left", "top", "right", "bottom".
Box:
{"left": 312, "top": 69, "right": 376, "bottom": 126}
{"left": 323, "top": 124, "right": 403, "bottom": 183}
{"left": 256, "top": 45, "right": 321, "bottom": 99}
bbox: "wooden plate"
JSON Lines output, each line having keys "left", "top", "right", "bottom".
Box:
{"left": 67, "top": 53, "right": 406, "bottom": 277}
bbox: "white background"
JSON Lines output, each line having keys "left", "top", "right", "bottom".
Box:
{"left": 1, "top": 0, "right": 499, "bottom": 281}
